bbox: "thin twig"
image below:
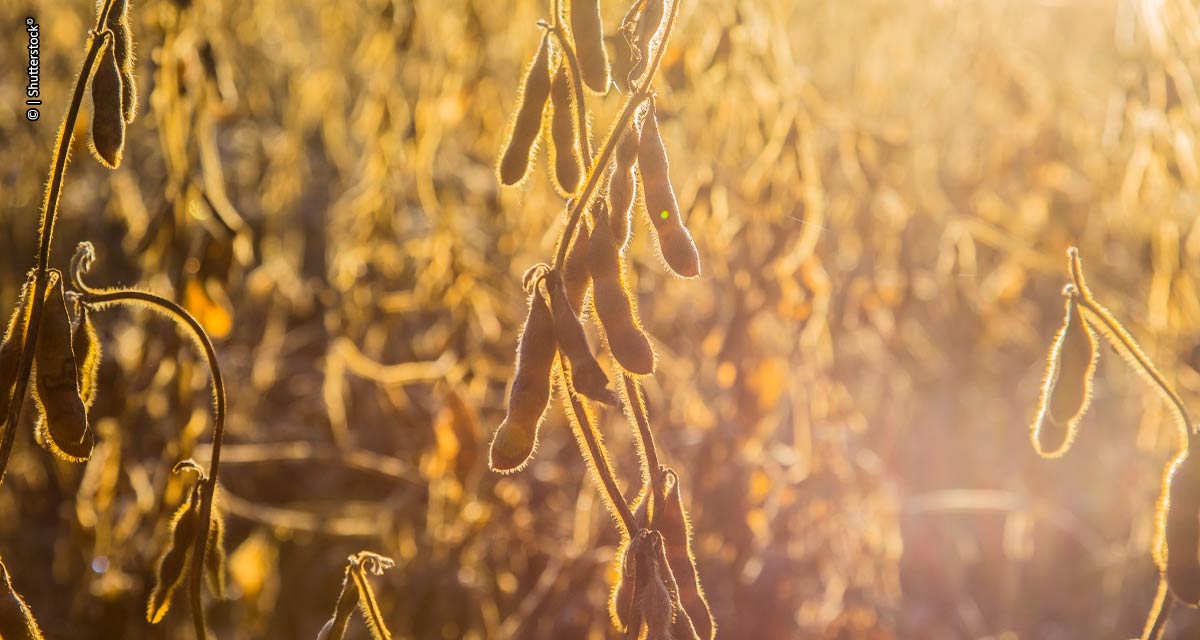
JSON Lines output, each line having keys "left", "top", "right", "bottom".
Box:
{"left": 624, "top": 374, "right": 663, "bottom": 502}
{"left": 1067, "top": 248, "right": 1193, "bottom": 433}
{"left": 1141, "top": 577, "right": 1172, "bottom": 640}
{"left": 560, "top": 369, "right": 636, "bottom": 536}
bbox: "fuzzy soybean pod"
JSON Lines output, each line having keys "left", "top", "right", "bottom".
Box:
{"left": 549, "top": 65, "right": 584, "bottom": 195}
{"left": 570, "top": 0, "right": 610, "bottom": 93}
{"left": 72, "top": 304, "right": 101, "bottom": 411}
{"left": 562, "top": 221, "right": 592, "bottom": 316}
{"left": 1165, "top": 452, "right": 1200, "bottom": 604}
{"left": 89, "top": 38, "right": 126, "bottom": 169}
{"left": 659, "top": 468, "right": 715, "bottom": 640}
{"left": 610, "top": 533, "right": 641, "bottom": 632}
{"left": 147, "top": 465, "right": 205, "bottom": 623}
{"left": 639, "top": 101, "right": 701, "bottom": 278}
{"left": 32, "top": 272, "right": 93, "bottom": 462}
{"left": 1030, "top": 288, "right": 1097, "bottom": 458}
{"left": 607, "top": 121, "right": 642, "bottom": 250}
{"left": 103, "top": 0, "right": 137, "bottom": 124}
{"left": 489, "top": 286, "right": 558, "bottom": 473}
{"left": 636, "top": 531, "right": 678, "bottom": 640}
{"left": 589, "top": 203, "right": 656, "bottom": 375}
{"left": 630, "top": 0, "right": 665, "bottom": 83}
{"left": 609, "top": 33, "right": 637, "bottom": 94}
{"left": 498, "top": 35, "right": 553, "bottom": 186}
{"left": 545, "top": 270, "right": 617, "bottom": 405}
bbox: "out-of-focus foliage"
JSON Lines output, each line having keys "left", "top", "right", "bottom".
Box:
{"left": 1, "top": 0, "right": 1200, "bottom": 637}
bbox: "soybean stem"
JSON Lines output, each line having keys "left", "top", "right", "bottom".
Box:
{"left": 81, "top": 287, "right": 224, "bottom": 640}
{"left": 1068, "top": 251, "right": 1193, "bottom": 433}
{"left": 0, "top": 0, "right": 119, "bottom": 488}
{"left": 561, "top": 370, "right": 636, "bottom": 536}
{"left": 624, "top": 374, "right": 663, "bottom": 497}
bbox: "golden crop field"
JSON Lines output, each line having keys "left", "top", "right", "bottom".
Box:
{"left": 2, "top": 0, "right": 1200, "bottom": 638}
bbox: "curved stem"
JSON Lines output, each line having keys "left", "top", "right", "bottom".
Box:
{"left": 81, "top": 287, "right": 224, "bottom": 640}
{"left": 1067, "top": 250, "right": 1193, "bottom": 433}
{"left": 551, "top": 0, "right": 682, "bottom": 270}
{"left": 0, "top": 0, "right": 119, "bottom": 488}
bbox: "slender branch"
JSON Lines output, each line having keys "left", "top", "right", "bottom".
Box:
{"left": 0, "top": 0, "right": 120, "bottom": 488}
{"left": 79, "top": 285, "right": 224, "bottom": 640}
{"left": 1141, "top": 578, "right": 1172, "bottom": 640}
{"left": 559, "top": 369, "right": 636, "bottom": 536}
{"left": 1067, "top": 249, "right": 1193, "bottom": 433}
{"left": 624, "top": 374, "right": 663, "bottom": 499}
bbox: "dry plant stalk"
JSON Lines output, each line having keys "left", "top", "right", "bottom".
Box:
{"left": 1030, "top": 247, "right": 1195, "bottom": 640}
{"left": 69, "top": 242, "right": 231, "bottom": 638}
{"left": 488, "top": 0, "right": 713, "bottom": 636}
{"left": 0, "top": 557, "right": 43, "bottom": 640}
{"left": 316, "top": 552, "right": 396, "bottom": 640}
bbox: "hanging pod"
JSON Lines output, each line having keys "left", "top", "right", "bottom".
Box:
{"left": 32, "top": 271, "right": 94, "bottom": 462}
{"left": 570, "top": 0, "right": 611, "bottom": 92}
{"left": 638, "top": 100, "right": 700, "bottom": 278}
{"left": 489, "top": 284, "right": 558, "bottom": 472}
{"left": 498, "top": 35, "right": 553, "bottom": 186}
{"left": 89, "top": 37, "right": 126, "bottom": 169}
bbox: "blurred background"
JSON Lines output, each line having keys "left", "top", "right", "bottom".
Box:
{"left": 2, "top": 0, "right": 1200, "bottom": 637}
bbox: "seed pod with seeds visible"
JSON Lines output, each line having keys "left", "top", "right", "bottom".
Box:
{"left": 498, "top": 35, "right": 553, "bottom": 186}
{"left": 0, "top": 279, "right": 33, "bottom": 428}
{"left": 545, "top": 270, "right": 617, "bottom": 405}
{"left": 658, "top": 468, "right": 714, "bottom": 639}
{"left": 72, "top": 303, "right": 101, "bottom": 411}
{"left": 489, "top": 286, "right": 557, "bottom": 472}
{"left": 630, "top": 0, "right": 665, "bottom": 82}
{"left": 639, "top": 101, "right": 700, "bottom": 278}
{"left": 549, "top": 65, "right": 584, "bottom": 195}
{"left": 570, "top": 0, "right": 610, "bottom": 93}
{"left": 607, "top": 120, "right": 642, "bottom": 250}
{"left": 563, "top": 221, "right": 592, "bottom": 316}
{"left": 101, "top": 0, "right": 137, "bottom": 124}
{"left": 1164, "top": 452, "right": 1200, "bottom": 605}
{"left": 0, "top": 557, "right": 43, "bottom": 640}
{"left": 1031, "top": 286, "right": 1097, "bottom": 458}
{"left": 147, "top": 465, "right": 205, "bottom": 624}
{"left": 32, "top": 271, "right": 93, "bottom": 462}
{"left": 89, "top": 38, "right": 126, "bottom": 169}
{"left": 589, "top": 203, "right": 656, "bottom": 375}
